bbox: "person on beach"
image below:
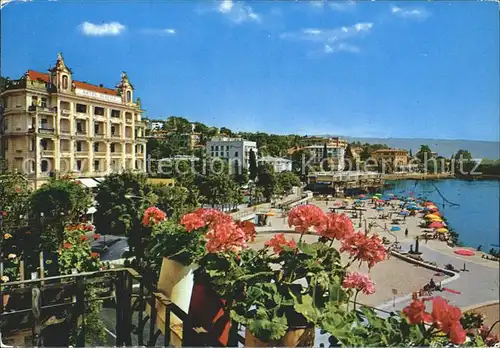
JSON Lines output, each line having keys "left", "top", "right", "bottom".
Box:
{"left": 405, "top": 228, "right": 409, "bottom": 237}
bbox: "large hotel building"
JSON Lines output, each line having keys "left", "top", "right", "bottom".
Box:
{"left": 0, "top": 53, "right": 147, "bottom": 187}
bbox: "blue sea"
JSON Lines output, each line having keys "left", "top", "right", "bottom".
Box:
{"left": 385, "top": 179, "right": 500, "bottom": 249}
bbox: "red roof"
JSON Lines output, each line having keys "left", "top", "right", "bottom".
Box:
{"left": 26, "top": 70, "right": 118, "bottom": 96}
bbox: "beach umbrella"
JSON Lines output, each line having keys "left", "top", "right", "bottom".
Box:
{"left": 425, "top": 214, "right": 439, "bottom": 219}
{"left": 390, "top": 226, "right": 401, "bottom": 232}
{"left": 374, "top": 193, "right": 382, "bottom": 196}
{"left": 454, "top": 249, "right": 474, "bottom": 256}
{"left": 391, "top": 196, "right": 399, "bottom": 200}
{"left": 429, "top": 217, "right": 443, "bottom": 222}
{"left": 334, "top": 202, "right": 342, "bottom": 206}
{"left": 423, "top": 201, "right": 434, "bottom": 206}
{"left": 399, "top": 211, "right": 409, "bottom": 216}
{"left": 407, "top": 206, "right": 418, "bottom": 210}
{"left": 376, "top": 207, "right": 384, "bottom": 211}
{"left": 359, "top": 194, "right": 366, "bottom": 198}
{"left": 429, "top": 208, "right": 439, "bottom": 213}
{"left": 428, "top": 221, "right": 445, "bottom": 228}
{"left": 435, "top": 228, "right": 449, "bottom": 233}
{"left": 387, "top": 193, "right": 394, "bottom": 196}
{"left": 376, "top": 199, "right": 385, "bottom": 203}
{"left": 414, "top": 206, "right": 423, "bottom": 210}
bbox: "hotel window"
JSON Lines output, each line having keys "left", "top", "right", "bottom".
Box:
{"left": 31, "top": 96, "right": 38, "bottom": 106}
{"left": 235, "top": 151, "right": 238, "bottom": 157}
{"left": 76, "top": 141, "right": 82, "bottom": 152}
{"left": 111, "top": 110, "right": 120, "bottom": 118}
{"left": 41, "top": 160, "right": 48, "bottom": 173}
{"left": 94, "top": 107, "right": 105, "bottom": 116}
{"left": 76, "top": 104, "right": 87, "bottom": 113}
{"left": 215, "top": 146, "right": 219, "bottom": 151}
{"left": 30, "top": 139, "right": 35, "bottom": 151}
{"left": 211, "top": 146, "right": 214, "bottom": 151}
{"left": 76, "top": 160, "right": 82, "bottom": 171}
{"left": 41, "top": 98, "right": 47, "bottom": 108}
{"left": 111, "top": 125, "right": 116, "bottom": 135}
{"left": 126, "top": 91, "right": 131, "bottom": 103}
{"left": 94, "top": 124, "right": 99, "bottom": 134}
{"left": 76, "top": 121, "right": 83, "bottom": 133}
{"left": 111, "top": 144, "right": 115, "bottom": 153}
{"left": 94, "top": 143, "right": 99, "bottom": 152}
{"left": 30, "top": 160, "right": 35, "bottom": 173}
{"left": 40, "top": 139, "right": 48, "bottom": 150}
{"left": 94, "top": 160, "right": 100, "bottom": 171}
{"left": 62, "top": 75, "right": 68, "bottom": 90}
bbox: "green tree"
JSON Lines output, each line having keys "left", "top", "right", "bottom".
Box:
{"left": 220, "top": 127, "right": 233, "bottom": 136}
{"left": 276, "top": 171, "right": 301, "bottom": 196}
{"left": 256, "top": 163, "right": 277, "bottom": 202}
{"left": 30, "top": 178, "right": 92, "bottom": 249}
{"left": 0, "top": 172, "right": 31, "bottom": 229}
{"left": 249, "top": 149, "right": 258, "bottom": 180}
{"left": 152, "top": 185, "right": 199, "bottom": 221}
{"left": 291, "top": 149, "right": 312, "bottom": 180}
{"left": 416, "top": 145, "right": 433, "bottom": 162}
{"left": 454, "top": 149, "right": 472, "bottom": 161}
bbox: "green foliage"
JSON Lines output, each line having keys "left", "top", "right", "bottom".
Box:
{"left": 30, "top": 178, "right": 92, "bottom": 250}
{"left": 454, "top": 149, "right": 472, "bottom": 161}
{"left": 276, "top": 171, "right": 301, "bottom": 196}
{"left": 152, "top": 184, "right": 199, "bottom": 221}
{"left": 94, "top": 172, "right": 152, "bottom": 236}
{"left": 460, "top": 311, "right": 485, "bottom": 330}
{"left": 291, "top": 149, "right": 313, "bottom": 179}
{"left": 0, "top": 172, "right": 31, "bottom": 228}
{"left": 256, "top": 163, "right": 277, "bottom": 202}
{"left": 249, "top": 149, "right": 258, "bottom": 180}
{"left": 146, "top": 220, "right": 205, "bottom": 268}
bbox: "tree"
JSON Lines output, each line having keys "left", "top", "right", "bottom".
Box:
{"left": 322, "top": 143, "right": 328, "bottom": 160}
{"left": 30, "top": 178, "right": 92, "bottom": 250}
{"left": 416, "top": 145, "right": 432, "bottom": 163}
{"left": 0, "top": 172, "right": 31, "bottom": 229}
{"left": 256, "top": 163, "right": 277, "bottom": 202}
{"left": 249, "top": 149, "right": 258, "bottom": 180}
{"left": 94, "top": 172, "right": 152, "bottom": 237}
{"left": 276, "top": 171, "right": 301, "bottom": 197}
{"left": 291, "top": 149, "right": 312, "bottom": 180}
{"left": 454, "top": 149, "right": 472, "bottom": 161}
{"left": 152, "top": 185, "right": 199, "bottom": 222}
{"left": 409, "top": 149, "right": 413, "bottom": 158}
{"left": 220, "top": 127, "right": 233, "bottom": 136}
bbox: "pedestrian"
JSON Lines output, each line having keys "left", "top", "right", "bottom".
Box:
{"left": 405, "top": 228, "right": 409, "bottom": 237}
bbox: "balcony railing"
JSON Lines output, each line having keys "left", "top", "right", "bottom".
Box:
{"left": 28, "top": 105, "right": 57, "bottom": 114}
{"left": 76, "top": 112, "right": 88, "bottom": 118}
{"left": 0, "top": 269, "right": 237, "bottom": 347}
{"left": 60, "top": 130, "right": 71, "bottom": 135}
{"left": 75, "top": 131, "right": 88, "bottom": 137}
{"left": 38, "top": 127, "right": 55, "bottom": 134}
{"left": 60, "top": 109, "right": 71, "bottom": 116}
{"left": 74, "top": 151, "right": 89, "bottom": 157}
{"left": 93, "top": 132, "right": 106, "bottom": 138}
{"left": 40, "top": 150, "right": 55, "bottom": 157}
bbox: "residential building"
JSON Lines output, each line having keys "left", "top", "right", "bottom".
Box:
{"left": 206, "top": 136, "right": 257, "bottom": 169}
{"left": 302, "top": 136, "right": 348, "bottom": 148}
{"left": 258, "top": 156, "right": 292, "bottom": 173}
{"left": 371, "top": 149, "right": 409, "bottom": 169}
{"left": 303, "top": 144, "right": 345, "bottom": 171}
{"left": 0, "top": 53, "right": 147, "bottom": 187}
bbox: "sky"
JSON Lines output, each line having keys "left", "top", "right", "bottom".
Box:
{"left": 1, "top": 0, "right": 499, "bottom": 141}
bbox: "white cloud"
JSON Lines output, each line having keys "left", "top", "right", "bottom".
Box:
{"left": 391, "top": 5, "right": 430, "bottom": 20}
{"left": 281, "top": 22, "right": 372, "bottom": 55}
{"left": 217, "top": 0, "right": 261, "bottom": 24}
{"left": 141, "top": 28, "right": 177, "bottom": 36}
{"left": 309, "top": 0, "right": 325, "bottom": 7}
{"left": 329, "top": 1, "right": 356, "bottom": 12}
{"left": 1, "top": 0, "right": 30, "bottom": 9}
{"left": 79, "top": 21, "right": 126, "bottom": 36}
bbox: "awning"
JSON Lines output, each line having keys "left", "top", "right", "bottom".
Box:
{"left": 76, "top": 178, "right": 101, "bottom": 188}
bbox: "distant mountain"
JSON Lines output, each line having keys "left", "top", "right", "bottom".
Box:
{"left": 336, "top": 137, "right": 499, "bottom": 159}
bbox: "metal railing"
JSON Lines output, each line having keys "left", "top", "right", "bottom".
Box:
{"left": 1, "top": 268, "right": 239, "bottom": 347}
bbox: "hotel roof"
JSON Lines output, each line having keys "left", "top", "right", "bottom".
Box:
{"left": 27, "top": 70, "right": 118, "bottom": 96}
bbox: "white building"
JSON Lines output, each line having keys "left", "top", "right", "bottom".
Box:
{"left": 304, "top": 144, "right": 345, "bottom": 171}
{"left": 259, "top": 156, "right": 292, "bottom": 173}
{"left": 206, "top": 136, "right": 257, "bottom": 169}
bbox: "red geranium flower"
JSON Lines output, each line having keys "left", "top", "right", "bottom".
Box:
{"left": 264, "top": 233, "right": 296, "bottom": 255}
{"left": 236, "top": 220, "right": 256, "bottom": 242}
{"left": 340, "top": 232, "right": 387, "bottom": 268}
{"left": 288, "top": 204, "right": 326, "bottom": 234}
{"left": 63, "top": 242, "right": 72, "bottom": 249}
{"left": 80, "top": 235, "right": 88, "bottom": 242}
{"left": 319, "top": 212, "right": 354, "bottom": 241}
{"left": 180, "top": 211, "right": 207, "bottom": 232}
{"left": 205, "top": 220, "right": 248, "bottom": 254}
{"left": 1, "top": 211, "right": 6, "bottom": 217}
{"left": 430, "top": 297, "right": 466, "bottom": 344}
{"left": 402, "top": 298, "right": 433, "bottom": 325}
{"left": 91, "top": 252, "right": 100, "bottom": 258}
{"left": 93, "top": 234, "right": 101, "bottom": 240}
{"left": 342, "top": 272, "right": 376, "bottom": 295}
{"left": 142, "top": 206, "right": 167, "bottom": 227}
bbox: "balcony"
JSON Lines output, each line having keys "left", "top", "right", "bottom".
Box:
{"left": 110, "top": 152, "right": 122, "bottom": 157}
{"left": 41, "top": 150, "right": 55, "bottom": 157}
{"left": 93, "top": 132, "right": 106, "bottom": 139}
{"left": 60, "top": 109, "right": 72, "bottom": 117}
{"left": 75, "top": 131, "right": 88, "bottom": 138}
{"left": 28, "top": 105, "right": 57, "bottom": 114}
{"left": 60, "top": 129, "right": 71, "bottom": 136}
{"left": 76, "top": 112, "right": 88, "bottom": 119}
{"left": 109, "top": 133, "right": 121, "bottom": 139}
{"left": 94, "top": 151, "right": 107, "bottom": 157}
{"left": 38, "top": 127, "right": 55, "bottom": 134}
{"left": 75, "top": 151, "right": 89, "bottom": 157}
{"left": 126, "top": 118, "right": 133, "bottom": 124}
{"left": 0, "top": 269, "right": 233, "bottom": 347}
{"left": 111, "top": 117, "right": 122, "bottom": 124}
{"left": 60, "top": 149, "right": 71, "bottom": 156}
{"left": 93, "top": 114, "right": 106, "bottom": 122}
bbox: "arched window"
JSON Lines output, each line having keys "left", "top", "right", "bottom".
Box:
{"left": 126, "top": 90, "right": 131, "bottom": 103}
{"left": 62, "top": 75, "right": 68, "bottom": 90}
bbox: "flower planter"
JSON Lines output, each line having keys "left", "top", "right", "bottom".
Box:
{"left": 157, "top": 257, "right": 196, "bottom": 326}
{"left": 183, "top": 282, "right": 232, "bottom": 346}
{"left": 244, "top": 327, "right": 315, "bottom": 347}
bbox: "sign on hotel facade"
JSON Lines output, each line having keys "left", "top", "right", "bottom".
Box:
{"left": 75, "top": 88, "right": 122, "bottom": 104}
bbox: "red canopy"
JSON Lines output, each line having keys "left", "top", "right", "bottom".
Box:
{"left": 454, "top": 249, "right": 474, "bottom": 256}
{"left": 423, "top": 201, "right": 434, "bottom": 206}
{"left": 429, "top": 221, "right": 445, "bottom": 228}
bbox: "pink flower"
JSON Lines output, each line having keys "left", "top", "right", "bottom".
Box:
{"left": 180, "top": 208, "right": 231, "bottom": 232}
{"left": 180, "top": 211, "right": 207, "bottom": 232}
{"left": 319, "top": 213, "right": 354, "bottom": 240}
{"left": 288, "top": 205, "right": 326, "bottom": 234}
{"left": 142, "top": 207, "right": 167, "bottom": 227}
{"left": 340, "top": 232, "right": 387, "bottom": 268}
{"left": 265, "top": 233, "right": 297, "bottom": 255}
{"left": 205, "top": 220, "right": 248, "bottom": 254}
{"left": 342, "top": 272, "right": 376, "bottom": 295}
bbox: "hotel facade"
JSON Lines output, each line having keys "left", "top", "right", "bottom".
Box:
{"left": 0, "top": 53, "right": 147, "bottom": 187}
